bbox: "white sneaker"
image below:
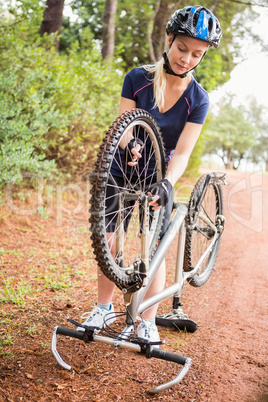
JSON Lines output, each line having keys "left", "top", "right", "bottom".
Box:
{"left": 137, "top": 320, "right": 160, "bottom": 345}
{"left": 79, "top": 305, "right": 116, "bottom": 331}
{"left": 159, "top": 307, "right": 189, "bottom": 320}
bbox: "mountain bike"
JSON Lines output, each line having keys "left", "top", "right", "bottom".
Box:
{"left": 51, "top": 109, "right": 228, "bottom": 393}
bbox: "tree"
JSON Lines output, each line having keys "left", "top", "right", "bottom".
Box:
{"left": 204, "top": 97, "right": 257, "bottom": 169}
{"left": 40, "top": 0, "right": 65, "bottom": 50}
{"left": 0, "top": 0, "right": 122, "bottom": 187}
{"left": 102, "top": 0, "right": 118, "bottom": 59}
{"left": 61, "top": 0, "right": 255, "bottom": 90}
{"left": 247, "top": 99, "right": 268, "bottom": 171}
{"left": 150, "top": 0, "right": 179, "bottom": 62}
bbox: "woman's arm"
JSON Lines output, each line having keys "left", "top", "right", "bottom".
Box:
{"left": 119, "top": 96, "right": 136, "bottom": 115}
{"left": 165, "top": 122, "right": 203, "bottom": 186}
{"left": 118, "top": 97, "right": 136, "bottom": 148}
{"left": 118, "top": 97, "right": 142, "bottom": 166}
{"left": 149, "top": 122, "right": 203, "bottom": 209}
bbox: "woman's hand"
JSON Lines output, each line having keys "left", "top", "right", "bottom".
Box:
{"left": 148, "top": 179, "right": 173, "bottom": 210}
{"left": 124, "top": 138, "right": 143, "bottom": 166}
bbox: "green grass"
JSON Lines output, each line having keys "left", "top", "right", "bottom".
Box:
{"left": 0, "top": 311, "right": 14, "bottom": 325}
{"left": 0, "top": 276, "right": 37, "bottom": 306}
{"left": 25, "top": 323, "right": 41, "bottom": 335}
{"left": 0, "top": 334, "right": 14, "bottom": 347}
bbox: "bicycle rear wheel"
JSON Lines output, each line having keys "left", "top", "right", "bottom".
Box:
{"left": 184, "top": 174, "right": 224, "bottom": 287}
{"left": 90, "top": 109, "right": 166, "bottom": 291}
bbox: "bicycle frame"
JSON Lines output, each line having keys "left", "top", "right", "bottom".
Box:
{"left": 124, "top": 198, "right": 220, "bottom": 324}
{"left": 51, "top": 201, "right": 194, "bottom": 393}
{"left": 125, "top": 202, "right": 188, "bottom": 319}
{"left": 51, "top": 172, "right": 227, "bottom": 393}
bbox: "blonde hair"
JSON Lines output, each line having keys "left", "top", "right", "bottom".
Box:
{"left": 144, "top": 59, "right": 167, "bottom": 111}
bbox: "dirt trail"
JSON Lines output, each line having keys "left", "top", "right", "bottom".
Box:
{"left": 183, "top": 170, "right": 268, "bottom": 401}
{"left": 0, "top": 170, "right": 267, "bottom": 401}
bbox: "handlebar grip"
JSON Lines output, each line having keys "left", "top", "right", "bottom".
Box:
{"left": 150, "top": 348, "right": 187, "bottom": 365}
{"left": 56, "top": 326, "right": 85, "bottom": 340}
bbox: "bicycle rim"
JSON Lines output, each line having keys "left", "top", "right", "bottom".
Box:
{"left": 184, "top": 175, "right": 223, "bottom": 287}
{"left": 90, "top": 109, "right": 166, "bottom": 290}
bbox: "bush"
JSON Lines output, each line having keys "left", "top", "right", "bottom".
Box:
{"left": 0, "top": 3, "right": 122, "bottom": 188}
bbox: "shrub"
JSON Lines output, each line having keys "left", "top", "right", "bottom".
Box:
{"left": 0, "top": 3, "right": 122, "bottom": 187}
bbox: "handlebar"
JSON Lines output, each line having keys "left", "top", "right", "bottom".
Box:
{"left": 51, "top": 324, "right": 192, "bottom": 393}
{"left": 56, "top": 326, "right": 85, "bottom": 340}
{"left": 146, "top": 347, "right": 192, "bottom": 393}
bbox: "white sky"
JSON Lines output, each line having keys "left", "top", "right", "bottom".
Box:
{"left": 210, "top": 6, "right": 268, "bottom": 110}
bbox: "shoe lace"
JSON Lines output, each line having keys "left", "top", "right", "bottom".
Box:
{"left": 140, "top": 321, "right": 156, "bottom": 335}
{"left": 80, "top": 306, "right": 101, "bottom": 320}
{"left": 165, "top": 308, "right": 189, "bottom": 320}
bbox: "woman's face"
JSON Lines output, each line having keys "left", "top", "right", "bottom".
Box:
{"left": 167, "top": 34, "right": 209, "bottom": 76}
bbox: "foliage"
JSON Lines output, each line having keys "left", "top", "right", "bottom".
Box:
{"left": 59, "top": 0, "right": 259, "bottom": 177}
{"left": 66, "top": 0, "right": 156, "bottom": 68}
{"left": 194, "top": 0, "right": 247, "bottom": 89}
{"left": 0, "top": 0, "right": 263, "bottom": 190}
{"left": 0, "top": 1, "right": 122, "bottom": 188}
{"left": 246, "top": 99, "right": 268, "bottom": 170}
{"left": 184, "top": 134, "right": 205, "bottom": 178}
{"left": 64, "top": 0, "right": 253, "bottom": 89}
{"left": 203, "top": 97, "right": 257, "bottom": 169}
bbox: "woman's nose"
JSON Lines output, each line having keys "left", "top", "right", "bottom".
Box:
{"left": 181, "top": 52, "right": 191, "bottom": 64}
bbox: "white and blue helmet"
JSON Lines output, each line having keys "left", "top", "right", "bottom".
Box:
{"left": 166, "top": 6, "right": 222, "bottom": 48}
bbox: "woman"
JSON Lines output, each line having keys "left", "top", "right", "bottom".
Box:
{"left": 81, "top": 6, "right": 222, "bottom": 342}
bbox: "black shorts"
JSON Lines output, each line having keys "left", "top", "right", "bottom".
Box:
{"left": 105, "top": 176, "right": 174, "bottom": 237}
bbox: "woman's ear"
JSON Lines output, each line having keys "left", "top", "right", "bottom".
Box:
{"left": 167, "top": 33, "right": 174, "bottom": 48}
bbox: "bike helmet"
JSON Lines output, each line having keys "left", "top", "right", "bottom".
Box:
{"left": 163, "top": 6, "right": 222, "bottom": 78}
{"left": 166, "top": 6, "right": 222, "bottom": 48}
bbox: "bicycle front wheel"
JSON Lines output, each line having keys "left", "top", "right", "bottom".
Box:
{"left": 184, "top": 174, "right": 224, "bottom": 287}
{"left": 90, "top": 109, "right": 166, "bottom": 291}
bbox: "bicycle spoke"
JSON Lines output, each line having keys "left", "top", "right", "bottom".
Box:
{"left": 184, "top": 176, "right": 223, "bottom": 287}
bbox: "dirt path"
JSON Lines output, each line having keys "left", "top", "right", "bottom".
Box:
{"left": 183, "top": 170, "right": 268, "bottom": 401}
{"left": 0, "top": 170, "right": 267, "bottom": 401}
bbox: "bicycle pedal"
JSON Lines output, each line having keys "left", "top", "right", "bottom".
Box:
{"left": 155, "top": 316, "right": 198, "bottom": 333}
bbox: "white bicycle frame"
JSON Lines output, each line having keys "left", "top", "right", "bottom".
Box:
{"left": 52, "top": 173, "right": 226, "bottom": 393}
{"left": 123, "top": 199, "right": 220, "bottom": 328}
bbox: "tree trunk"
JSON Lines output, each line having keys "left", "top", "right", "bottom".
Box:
{"left": 102, "top": 0, "right": 118, "bottom": 60}
{"left": 147, "top": 0, "right": 161, "bottom": 64}
{"left": 151, "top": 0, "right": 182, "bottom": 62}
{"left": 40, "top": 0, "right": 65, "bottom": 51}
{"left": 225, "top": 149, "right": 233, "bottom": 170}
{"left": 209, "top": 0, "right": 221, "bottom": 12}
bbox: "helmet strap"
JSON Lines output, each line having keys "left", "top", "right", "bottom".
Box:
{"left": 163, "top": 52, "right": 188, "bottom": 78}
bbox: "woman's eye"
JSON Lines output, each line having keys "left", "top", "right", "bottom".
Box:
{"left": 179, "top": 48, "right": 185, "bottom": 52}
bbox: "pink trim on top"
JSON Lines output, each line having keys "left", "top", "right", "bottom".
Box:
{"left": 184, "top": 97, "right": 190, "bottom": 115}
{"left": 133, "top": 83, "right": 152, "bottom": 99}
{"left": 167, "top": 150, "right": 173, "bottom": 164}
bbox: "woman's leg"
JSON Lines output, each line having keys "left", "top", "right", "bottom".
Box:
{"left": 97, "top": 267, "right": 116, "bottom": 304}
{"left": 141, "top": 259, "right": 166, "bottom": 320}
{"left": 140, "top": 188, "right": 173, "bottom": 319}
{"left": 97, "top": 232, "right": 116, "bottom": 304}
